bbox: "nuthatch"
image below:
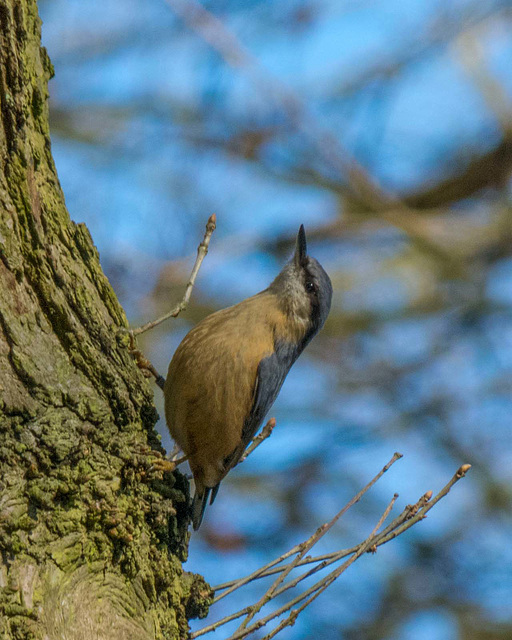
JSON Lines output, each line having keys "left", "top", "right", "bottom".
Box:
{"left": 164, "top": 225, "right": 332, "bottom": 529}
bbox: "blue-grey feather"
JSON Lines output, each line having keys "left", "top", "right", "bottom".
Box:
{"left": 221, "top": 344, "right": 293, "bottom": 472}
{"left": 192, "top": 487, "right": 211, "bottom": 530}
{"left": 221, "top": 338, "right": 308, "bottom": 474}
{"left": 301, "top": 256, "right": 332, "bottom": 349}
{"left": 221, "top": 258, "right": 332, "bottom": 474}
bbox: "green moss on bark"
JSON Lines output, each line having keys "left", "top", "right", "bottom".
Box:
{"left": 0, "top": 1, "right": 211, "bottom": 637}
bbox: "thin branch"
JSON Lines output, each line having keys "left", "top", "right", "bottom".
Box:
{"left": 132, "top": 213, "right": 217, "bottom": 336}
{"left": 229, "top": 492, "right": 398, "bottom": 640}
{"left": 228, "top": 465, "right": 470, "bottom": 640}
{"left": 225, "top": 499, "right": 398, "bottom": 640}
{"left": 238, "top": 418, "right": 276, "bottom": 465}
{"left": 213, "top": 547, "right": 358, "bottom": 593}
{"left": 258, "top": 494, "right": 399, "bottom": 640}
{"left": 208, "top": 540, "right": 307, "bottom": 610}
{"left": 212, "top": 452, "right": 402, "bottom": 609}
{"left": 376, "top": 463, "right": 471, "bottom": 546}
{"left": 213, "top": 488, "right": 436, "bottom": 596}
{"left": 191, "top": 461, "right": 471, "bottom": 640}
{"left": 235, "top": 451, "right": 402, "bottom": 632}
{"left": 262, "top": 488, "right": 433, "bottom": 599}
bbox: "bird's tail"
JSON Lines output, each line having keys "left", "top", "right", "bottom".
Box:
{"left": 191, "top": 483, "right": 221, "bottom": 530}
{"left": 192, "top": 487, "right": 210, "bottom": 530}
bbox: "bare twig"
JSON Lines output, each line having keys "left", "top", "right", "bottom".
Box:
{"left": 375, "top": 463, "right": 471, "bottom": 546}
{"left": 213, "top": 547, "right": 359, "bottom": 593}
{"left": 191, "top": 461, "right": 471, "bottom": 640}
{"left": 258, "top": 494, "right": 399, "bottom": 640}
{"left": 238, "top": 418, "right": 276, "bottom": 465}
{"left": 235, "top": 451, "right": 402, "bottom": 632}
{"left": 230, "top": 466, "right": 469, "bottom": 640}
{"left": 209, "top": 540, "right": 308, "bottom": 609}
{"left": 232, "top": 492, "right": 398, "bottom": 640}
{"left": 198, "top": 494, "right": 410, "bottom": 639}
{"left": 225, "top": 500, "right": 398, "bottom": 640}
{"left": 253, "top": 488, "right": 432, "bottom": 595}
{"left": 132, "top": 213, "right": 217, "bottom": 336}
{"left": 212, "top": 487, "right": 438, "bottom": 596}
{"left": 212, "top": 452, "right": 401, "bottom": 611}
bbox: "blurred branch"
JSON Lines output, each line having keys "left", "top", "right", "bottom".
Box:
{"left": 456, "top": 31, "right": 512, "bottom": 133}
{"left": 270, "top": 140, "right": 512, "bottom": 212}
{"left": 164, "top": 0, "right": 396, "bottom": 213}
{"left": 404, "top": 134, "right": 512, "bottom": 209}
{"left": 162, "top": 0, "right": 510, "bottom": 272}
{"left": 335, "top": 3, "right": 512, "bottom": 99}
{"left": 192, "top": 459, "right": 471, "bottom": 639}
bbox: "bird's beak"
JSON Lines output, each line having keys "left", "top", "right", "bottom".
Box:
{"left": 294, "top": 224, "right": 308, "bottom": 266}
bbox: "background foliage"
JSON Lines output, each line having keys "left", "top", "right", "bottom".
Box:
{"left": 40, "top": 0, "right": 512, "bottom": 637}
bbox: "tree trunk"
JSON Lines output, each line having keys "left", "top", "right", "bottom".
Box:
{"left": 0, "top": 1, "right": 211, "bottom": 637}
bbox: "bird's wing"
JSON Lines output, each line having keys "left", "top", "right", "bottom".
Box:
{"left": 222, "top": 340, "right": 298, "bottom": 473}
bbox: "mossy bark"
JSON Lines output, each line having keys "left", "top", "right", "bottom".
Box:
{"left": 0, "top": 1, "right": 211, "bottom": 638}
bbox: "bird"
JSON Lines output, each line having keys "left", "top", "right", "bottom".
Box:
{"left": 164, "top": 225, "right": 332, "bottom": 530}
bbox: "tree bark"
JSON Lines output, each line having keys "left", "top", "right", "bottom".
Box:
{"left": 0, "top": 1, "right": 211, "bottom": 637}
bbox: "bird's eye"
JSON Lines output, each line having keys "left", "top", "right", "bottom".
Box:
{"left": 306, "top": 281, "right": 316, "bottom": 293}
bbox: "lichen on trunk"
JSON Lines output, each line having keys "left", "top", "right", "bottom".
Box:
{"left": 0, "top": 1, "right": 211, "bottom": 638}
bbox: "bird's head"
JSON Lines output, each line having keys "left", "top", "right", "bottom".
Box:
{"left": 269, "top": 225, "right": 332, "bottom": 346}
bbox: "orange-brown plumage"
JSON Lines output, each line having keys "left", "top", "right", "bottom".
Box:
{"left": 165, "top": 292, "right": 282, "bottom": 489}
{"left": 164, "top": 225, "right": 332, "bottom": 529}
